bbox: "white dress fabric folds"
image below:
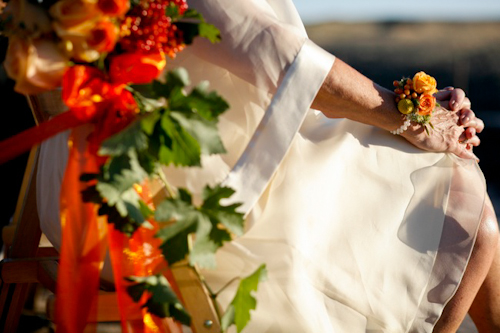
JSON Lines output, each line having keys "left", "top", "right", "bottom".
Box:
{"left": 36, "top": 0, "right": 485, "bottom": 332}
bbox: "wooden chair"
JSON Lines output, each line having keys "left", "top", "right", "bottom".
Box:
{"left": 0, "top": 95, "right": 220, "bottom": 333}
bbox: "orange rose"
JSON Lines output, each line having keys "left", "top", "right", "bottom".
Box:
{"left": 62, "top": 65, "right": 112, "bottom": 122}
{"left": 53, "top": 16, "right": 118, "bottom": 62}
{"left": 109, "top": 51, "right": 166, "bottom": 84}
{"left": 413, "top": 71, "right": 438, "bottom": 95}
{"left": 87, "top": 19, "right": 119, "bottom": 53}
{"left": 418, "top": 94, "right": 436, "bottom": 116}
{"left": 4, "top": 36, "right": 68, "bottom": 95}
{"left": 97, "top": 0, "right": 130, "bottom": 17}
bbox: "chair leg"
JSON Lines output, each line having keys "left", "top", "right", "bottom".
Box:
{"left": 0, "top": 282, "right": 31, "bottom": 333}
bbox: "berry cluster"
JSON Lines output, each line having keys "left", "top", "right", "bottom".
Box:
{"left": 119, "top": 0, "right": 187, "bottom": 57}
{"left": 393, "top": 78, "right": 419, "bottom": 114}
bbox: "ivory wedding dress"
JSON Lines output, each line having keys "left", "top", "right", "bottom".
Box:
{"left": 37, "top": 0, "right": 485, "bottom": 332}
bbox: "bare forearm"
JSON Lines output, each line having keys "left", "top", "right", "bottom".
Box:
{"left": 311, "top": 58, "right": 403, "bottom": 132}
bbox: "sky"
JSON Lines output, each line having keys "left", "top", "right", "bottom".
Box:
{"left": 292, "top": 0, "right": 500, "bottom": 24}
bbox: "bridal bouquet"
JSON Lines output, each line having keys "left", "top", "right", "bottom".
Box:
{"left": 0, "top": 1, "right": 265, "bottom": 332}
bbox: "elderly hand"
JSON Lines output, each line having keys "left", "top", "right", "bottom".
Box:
{"left": 401, "top": 88, "right": 483, "bottom": 161}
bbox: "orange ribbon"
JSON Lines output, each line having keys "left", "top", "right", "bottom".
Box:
{"left": 56, "top": 126, "right": 108, "bottom": 333}
{"left": 55, "top": 65, "right": 183, "bottom": 332}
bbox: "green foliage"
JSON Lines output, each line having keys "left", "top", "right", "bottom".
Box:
{"left": 175, "top": 9, "right": 221, "bottom": 44}
{"left": 77, "top": 58, "right": 261, "bottom": 331}
{"left": 82, "top": 68, "right": 230, "bottom": 234}
{"left": 221, "top": 265, "right": 268, "bottom": 332}
{"left": 126, "top": 275, "right": 191, "bottom": 326}
{"left": 155, "top": 185, "right": 244, "bottom": 269}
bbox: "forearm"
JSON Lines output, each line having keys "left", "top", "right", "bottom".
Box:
{"left": 311, "top": 58, "right": 403, "bottom": 132}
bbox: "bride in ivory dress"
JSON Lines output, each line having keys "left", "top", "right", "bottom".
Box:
{"left": 36, "top": 0, "right": 500, "bottom": 332}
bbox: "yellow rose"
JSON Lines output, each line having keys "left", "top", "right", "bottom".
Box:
{"left": 4, "top": 36, "right": 68, "bottom": 95}
{"left": 413, "top": 71, "right": 438, "bottom": 95}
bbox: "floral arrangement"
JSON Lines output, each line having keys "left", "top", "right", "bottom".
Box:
{"left": 392, "top": 71, "right": 438, "bottom": 135}
{"left": 0, "top": 0, "right": 265, "bottom": 332}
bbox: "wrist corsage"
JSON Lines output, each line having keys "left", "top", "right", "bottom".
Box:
{"left": 390, "top": 71, "right": 439, "bottom": 135}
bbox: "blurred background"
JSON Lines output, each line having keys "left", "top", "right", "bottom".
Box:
{"left": 293, "top": 0, "right": 500, "bottom": 213}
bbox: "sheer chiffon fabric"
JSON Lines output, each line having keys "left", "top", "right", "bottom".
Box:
{"left": 36, "top": 0, "right": 485, "bottom": 332}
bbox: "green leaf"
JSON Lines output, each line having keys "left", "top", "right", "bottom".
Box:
{"left": 198, "top": 22, "right": 221, "bottom": 43}
{"left": 181, "top": 8, "right": 204, "bottom": 20}
{"left": 126, "top": 275, "right": 191, "bottom": 326}
{"left": 178, "top": 188, "right": 192, "bottom": 204}
{"left": 155, "top": 185, "right": 244, "bottom": 268}
{"left": 221, "top": 265, "right": 267, "bottom": 332}
{"left": 175, "top": 22, "right": 200, "bottom": 45}
{"left": 99, "top": 122, "right": 148, "bottom": 156}
{"left": 158, "top": 68, "right": 190, "bottom": 99}
{"left": 98, "top": 203, "right": 141, "bottom": 236}
{"left": 158, "top": 112, "right": 201, "bottom": 166}
{"left": 155, "top": 199, "right": 200, "bottom": 265}
{"left": 174, "top": 8, "right": 221, "bottom": 45}
{"left": 139, "top": 200, "right": 154, "bottom": 219}
{"left": 188, "top": 236, "right": 218, "bottom": 268}
{"left": 141, "top": 112, "right": 162, "bottom": 136}
{"left": 170, "top": 111, "right": 225, "bottom": 155}
{"left": 170, "top": 81, "right": 229, "bottom": 121}
{"left": 201, "top": 185, "right": 245, "bottom": 237}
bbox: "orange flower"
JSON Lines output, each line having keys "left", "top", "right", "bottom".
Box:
{"left": 97, "top": 0, "right": 129, "bottom": 17}
{"left": 418, "top": 94, "right": 436, "bottom": 116}
{"left": 413, "top": 71, "right": 438, "bottom": 95}
{"left": 4, "top": 36, "right": 67, "bottom": 95}
{"left": 62, "top": 65, "right": 112, "bottom": 122}
{"left": 87, "top": 19, "right": 119, "bottom": 53}
{"left": 49, "top": 0, "right": 100, "bottom": 28}
{"left": 109, "top": 51, "right": 166, "bottom": 84}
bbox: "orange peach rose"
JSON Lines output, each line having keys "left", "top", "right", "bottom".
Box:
{"left": 413, "top": 71, "right": 438, "bottom": 95}
{"left": 4, "top": 36, "right": 68, "bottom": 95}
{"left": 418, "top": 94, "right": 436, "bottom": 116}
{"left": 87, "top": 19, "right": 119, "bottom": 53}
{"left": 53, "top": 17, "right": 118, "bottom": 62}
{"left": 97, "top": 0, "right": 130, "bottom": 17}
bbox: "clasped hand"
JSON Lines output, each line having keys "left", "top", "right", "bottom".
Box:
{"left": 401, "top": 88, "right": 483, "bottom": 161}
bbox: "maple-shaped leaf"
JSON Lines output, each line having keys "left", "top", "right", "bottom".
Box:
{"left": 170, "top": 81, "right": 229, "bottom": 121}
{"left": 201, "top": 185, "right": 244, "bottom": 237}
{"left": 99, "top": 121, "right": 148, "bottom": 156}
{"left": 170, "top": 111, "right": 225, "bottom": 155}
{"left": 221, "top": 265, "right": 267, "bottom": 333}
{"left": 155, "top": 185, "right": 244, "bottom": 269}
{"left": 155, "top": 69, "right": 190, "bottom": 101}
{"left": 175, "top": 21, "right": 220, "bottom": 45}
{"left": 155, "top": 198, "right": 200, "bottom": 265}
{"left": 98, "top": 202, "right": 144, "bottom": 236}
{"left": 158, "top": 112, "right": 201, "bottom": 166}
{"left": 126, "top": 274, "right": 191, "bottom": 326}
{"left": 155, "top": 197, "right": 219, "bottom": 268}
